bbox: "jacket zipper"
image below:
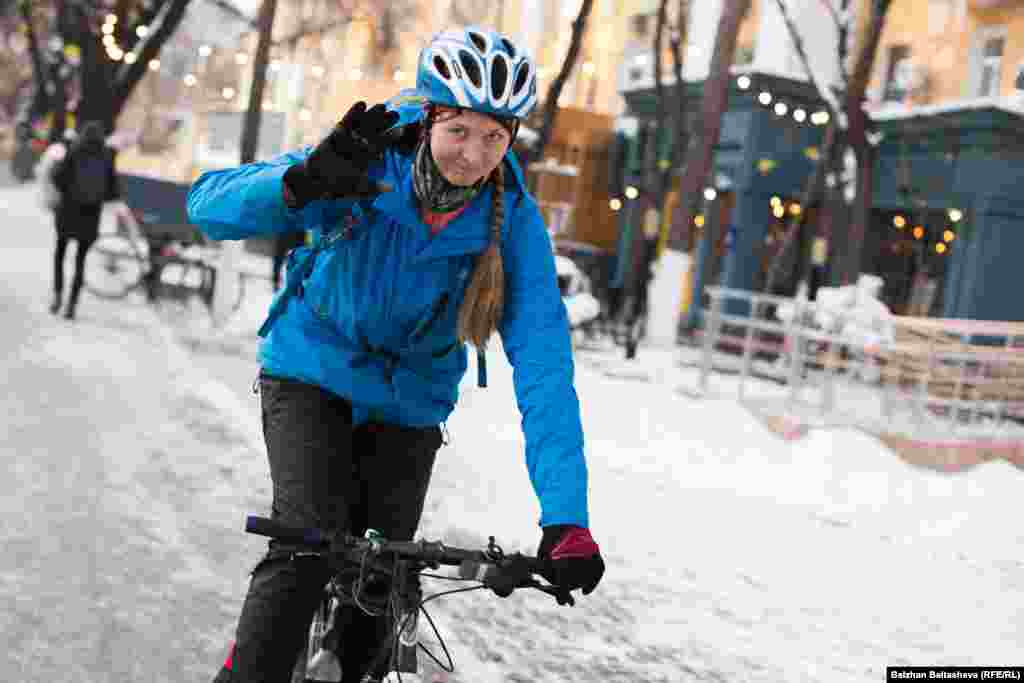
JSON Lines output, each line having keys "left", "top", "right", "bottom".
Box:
{"left": 410, "top": 292, "right": 449, "bottom": 342}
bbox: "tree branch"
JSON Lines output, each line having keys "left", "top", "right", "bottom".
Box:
{"left": 112, "top": 0, "right": 193, "bottom": 116}
{"left": 773, "top": 0, "right": 841, "bottom": 121}
{"left": 667, "top": 0, "right": 751, "bottom": 251}
{"left": 653, "top": 0, "right": 668, "bottom": 173}
{"left": 112, "top": 0, "right": 132, "bottom": 51}
{"left": 202, "top": 0, "right": 256, "bottom": 26}
{"left": 271, "top": 15, "right": 350, "bottom": 49}
{"left": 18, "top": 0, "right": 49, "bottom": 99}
{"left": 668, "top": 0, "right": 687, "bottom": 172}
{"left": 527, "top": 0, "right": 594, "bottom": 164}
{"left": 122, "top": 0, "right": 169, "bottom": 54}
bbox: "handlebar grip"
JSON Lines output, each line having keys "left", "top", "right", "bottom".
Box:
{"left": 245, "top": 515, "right": 328, "bottom": 546}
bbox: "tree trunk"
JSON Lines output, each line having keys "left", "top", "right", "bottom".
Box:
{"left": 840, "top": 0, "right": 892, "bottom": 283}
{"left": 627, "top": 0, "right": 689, "bottom": 356}
{"left": 240, "top": 0, "right": 277, "bottom": 164}
{"left": 526, "top": 0, "right": 594, "bottom": 165}
{"left": 761, "top": 123, "right": 838, "bottom": 299}
{"left": 13, "top": 0, "right": 50, "bottom": 139}
{"left": 666, "top": 0, "right": 751, "bottom": 251}
{"left": 646, "top": 0, "right": 748, "bottom": 343}
{"left": 74, "top": 3, "right": 116, "bottom": 132}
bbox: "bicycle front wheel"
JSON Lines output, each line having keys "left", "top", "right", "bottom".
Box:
{"left": 84, "top": 231, "right": 146, "bottom": 300}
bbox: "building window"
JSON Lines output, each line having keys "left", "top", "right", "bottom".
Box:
{"left": 974, "top": 35, "right": 1005, "bottom": 97}
{"left": 883, "top": 45, "right": 911, "bottom": 102}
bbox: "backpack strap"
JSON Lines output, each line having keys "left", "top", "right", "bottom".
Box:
{"left": 477, "top": 348, "right": 487, "bottom": 388}
{"left": 257, "top": 201, "right": 371, "bottom": 338}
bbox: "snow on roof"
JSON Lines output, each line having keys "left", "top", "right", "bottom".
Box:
{"left": 869, "top": 96, "right": 1024, "bottom": 122}
{"left": 527, "top": 157, "right": 579, "bottom": 176}
{"left": 729, "top": 63, "right": 812, "bottom": 84}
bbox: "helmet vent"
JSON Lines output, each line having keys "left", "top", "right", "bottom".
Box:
{"left": 468, "top": 31, "right": 487, "bottom": 53}
{"left": 433, "top": 55, "right": 452, "bottom": 80}
{"left": 513, "top": 63, "right": 530, "bottom": 94}
{"left": 490, "top": 57, "right": 509, "bottom": 100}
{"left": 458, "top": 50, "right": 483, "bottom": 88}
{"left": 501, "top": 38, "right": 517, "bottom": 58}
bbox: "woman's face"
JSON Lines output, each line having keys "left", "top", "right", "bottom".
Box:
{"left": 429, "top": 108, "right": 512, "bottom": 186}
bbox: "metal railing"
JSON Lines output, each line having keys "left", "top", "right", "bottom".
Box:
{"left": 690, "top": 286, "right": 1024, "bottom": 468}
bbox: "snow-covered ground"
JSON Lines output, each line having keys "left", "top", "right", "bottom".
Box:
{"left": 2, "top": 181, "right": 1022, "bottom": 683}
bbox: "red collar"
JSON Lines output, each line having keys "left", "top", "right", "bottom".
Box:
{"left": 422, "top": 204, "right": 469, "bottom": 235}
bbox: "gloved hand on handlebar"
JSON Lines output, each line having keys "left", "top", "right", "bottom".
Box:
{"left": 537, "top": 524, "right": 605, "bottom": 596}
{"left": 282, "top": 101, "right": 398, "bottom": 208}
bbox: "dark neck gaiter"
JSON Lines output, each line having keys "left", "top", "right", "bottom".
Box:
{"left": 412, "top": 138, "right": 483, "bottom": 214}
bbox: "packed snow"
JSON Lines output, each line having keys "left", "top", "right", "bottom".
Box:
{"left": 2, "top": 181, "right": 1022, "bottom": 683}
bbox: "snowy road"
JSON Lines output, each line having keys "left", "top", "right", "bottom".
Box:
{"left": 2, "top": 183, "right": 1022, "bottom": 682}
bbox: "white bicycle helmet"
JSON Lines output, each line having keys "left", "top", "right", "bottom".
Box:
{"left": 412, "top": 27, "right": 538, "bottom": 120}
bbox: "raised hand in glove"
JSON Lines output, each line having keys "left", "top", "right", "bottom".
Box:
{"left": 538, "top": 525, "right": 605, "bottom": 597}
{"left": 282, "top": 101, "right": 399, "bottom": 208}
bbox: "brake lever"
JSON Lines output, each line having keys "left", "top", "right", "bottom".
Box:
{"left": 525, "top": 580, "right": 575, "bottom": 607}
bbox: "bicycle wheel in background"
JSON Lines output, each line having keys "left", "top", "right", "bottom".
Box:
{"left": 84, "top": 230, "right": 146, "bottom": 300}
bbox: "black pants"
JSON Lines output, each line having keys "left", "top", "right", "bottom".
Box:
{"left": 52, "top": 202, "right": 101, "bottom": 312}
{"left": 215, "top": 373, "right": 441, "bottom": 683}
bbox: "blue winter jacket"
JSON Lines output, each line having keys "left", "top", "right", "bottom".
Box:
{"left": 186, "top": 146, "right": 589, "bottom": 528}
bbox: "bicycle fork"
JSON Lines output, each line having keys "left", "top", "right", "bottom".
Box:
{"left": 302, "top": 565, "right": 421, "bottom": 683}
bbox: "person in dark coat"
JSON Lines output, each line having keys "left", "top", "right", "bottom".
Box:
{"left": 50, "top": 120, "right": 120, "bottom": 320}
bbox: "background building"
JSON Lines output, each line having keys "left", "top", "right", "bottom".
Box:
{"left": 613, "top": 0, "right": 1024, "bottom": 322}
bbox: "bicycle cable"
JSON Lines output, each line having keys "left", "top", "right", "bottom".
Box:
{"left": 351, "top": 548, "right": 389, "bottom": 616}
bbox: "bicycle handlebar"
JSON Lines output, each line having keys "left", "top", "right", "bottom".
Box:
{"left": 244, "top": 515, "right": 574, "bottom": 605}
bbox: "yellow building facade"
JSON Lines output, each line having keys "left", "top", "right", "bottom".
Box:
{"left": 867, "top": 0, "right": 1024, "bottom": 108}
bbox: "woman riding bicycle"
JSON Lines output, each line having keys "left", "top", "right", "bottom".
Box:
{"left": 187, "top": 26, "right": 605, "bottom": 683}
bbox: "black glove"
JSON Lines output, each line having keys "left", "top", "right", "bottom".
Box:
{"left": 537, "top": 524, "right": 605, "bottom": 596}
{"left": 283, "top": 101, "right": 399, "bottom": 208}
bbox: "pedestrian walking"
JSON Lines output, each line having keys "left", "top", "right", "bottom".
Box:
{"left": 188, "top": 26, "right": 604, "bottom": 683}
{"left": 49, "top": 120, "right": 120, "bottom": 320}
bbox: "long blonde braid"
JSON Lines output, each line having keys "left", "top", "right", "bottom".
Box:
{"left": 457, "top": 162, "right": 505, "bottom": 348}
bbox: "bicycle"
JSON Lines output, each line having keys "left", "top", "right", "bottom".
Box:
{"left": 85, "top": 202, "right": 256, "bottom": 324}
{"left": 242, "top": 515, "right": 573, "bottom": 683}
{"left": 84, "top": 202, "right": 149, "bottom": 301}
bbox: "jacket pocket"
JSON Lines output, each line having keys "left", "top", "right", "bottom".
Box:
{"left": 301, "top": 244, "right": 347, "bottom": 326}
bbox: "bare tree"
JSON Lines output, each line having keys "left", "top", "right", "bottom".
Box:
{"left": 239, "top": 0, "right": 277, "bottom": 165}
{"left": 665, "top": 0, "right": 752, "bottom": 252}
{"left": 525, "top": 0, "right": 594, "bottom": 165}
{"left": 841, "top": 0, "right": 892, "bottom": 283}
{"left": 622, "top": 0, "right": 689, "bottom": 359}
{"left": 10, "top": 0, "right": 194, "bottom": 179}
{"left": 237, "top": 0, "right": 409, "bottom": 165}
{"left": 759, "top": 0, "right": 892, "bottom": 295}
{"left": 653, "top": 0, "right": 689, "bottom": 218}
{"left": 759, "top": 0, "right": 843, "bottom": 302}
